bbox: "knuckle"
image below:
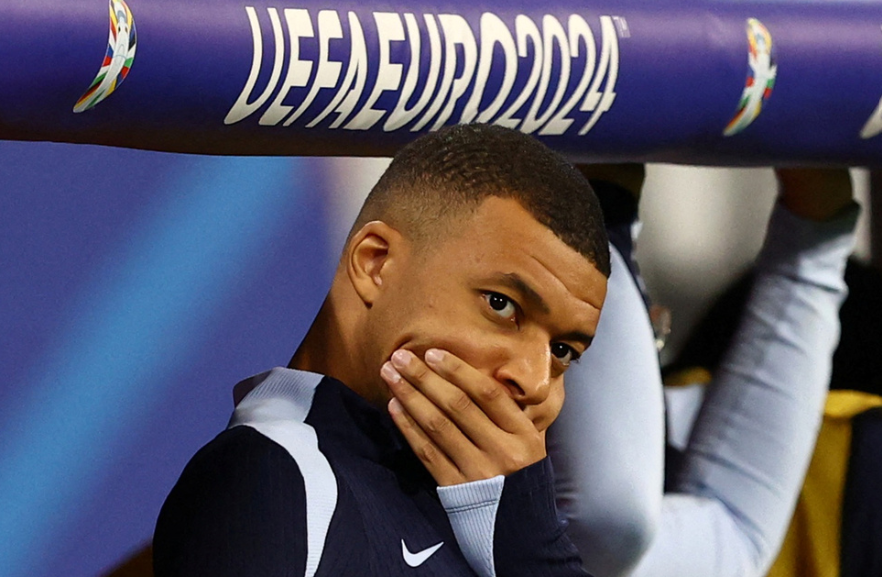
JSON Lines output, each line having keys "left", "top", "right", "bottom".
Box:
{"left": 425, "top": 415, "right": 452, "bottom": 436}
{"left": 503, "top": 452, "right": 529, "bottom": 473}
{"left": 444, "top": 357, "right": 464, "bottom": 377}
{"left": 417, "top": 442, "right": 441, "bottom": 464}
{"left": 478, "top": 382, "right": 504, "bottom": 403}
{"left": 447, "top": 391, "right": 472, "bottom": 414}
{"left": 412, "top": 363, "right": 430, "bottom": 381}
{"left": 394, "top": 384, "right": 416, "bottom": 402}
{"left": 525, "top": 430, "right": 544, "bottom": 452}
{"left": 500, "top": 436, "right": 543, "bottom": 473}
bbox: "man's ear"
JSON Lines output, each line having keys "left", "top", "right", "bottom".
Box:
{"left": 346, "top": 220, "right": 406, "bottom": 306}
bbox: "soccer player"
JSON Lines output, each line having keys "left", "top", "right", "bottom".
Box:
{"left": 153, "top": 124, "right": 609, "bottom": 577}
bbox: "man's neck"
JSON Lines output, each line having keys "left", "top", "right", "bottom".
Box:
{"left": 289, "top": 297, "right": 340, "bottom": 375}
{"left": 289, "top": 295, "right": 381, "bottom": 406}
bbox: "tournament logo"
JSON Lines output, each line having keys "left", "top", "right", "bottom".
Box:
{"left": 73, "top": 0, "right": 137, "bottom": 113}
{"left": 723, "top": 18, "right": 776, "bottom": 136}
{"left": 225, "top": 7, "right": 625, "bottom": 136}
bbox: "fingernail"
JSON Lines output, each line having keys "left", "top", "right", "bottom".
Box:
{"left": 381, "top": 362, "right": 401, "bottom": 383}
{"left": 388, "top": 397, "right": 403, "bottom": 416}
{"left": 391, "top": 349, "right": 412, "bottom": 369}
{"left": 425, "top": 349, "right": 445, "bottom": 365}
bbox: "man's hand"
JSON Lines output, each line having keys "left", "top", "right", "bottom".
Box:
{"left": 776, "top": 168, "right": 854, "bottom": 222}
{"left": 381, "top": 348, "right": 546, "bottom": 486}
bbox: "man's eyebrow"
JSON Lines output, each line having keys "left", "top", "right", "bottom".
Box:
{"left": 497, "top": 273, "right": 550, "bottom": 314}
{"left": 557, "top": 330, "right": 595, "bottom": 349}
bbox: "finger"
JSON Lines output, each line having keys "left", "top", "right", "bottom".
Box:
{"left": 423, "top": 348, "right": 532, "bottom": 435}
{"left": 383, "top": 358, "right": 545, "bottom": 480}
{"left": 382, "top": 359, "right": 486, "bottom": 465}
{"left": 388, "top": 350, "right": 502, "bottom": 439}
{"left": 387, "top": 397, "right": 465, "bottom": 486}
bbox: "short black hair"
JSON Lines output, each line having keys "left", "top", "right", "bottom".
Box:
{"left": 351, "top": 124, "right": 610, "bottom": 277}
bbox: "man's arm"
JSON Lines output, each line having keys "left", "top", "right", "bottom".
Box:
{"left": 627, "top": 169, "right": 859, "bottom": 577}
{"left": 547, "top": 242, "right": 664, "bottom": 577}
{"left": 545, "top": 164, "right": 664, "bottom": 577}
{"left": 545, "top": 167, "right": 858, "bottom": 577}
{"left": 153, "top": 427, "right": 309, "bottom": 577}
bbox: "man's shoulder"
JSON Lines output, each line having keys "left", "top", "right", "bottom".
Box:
{"left": 194, "top": 425, "right": 295, "bottom": 465}
{"left": 153, "top": 426, "right": 313, "bottom": 575}
{"left": 168, "top": 426, "right": 308, "bottom": 501}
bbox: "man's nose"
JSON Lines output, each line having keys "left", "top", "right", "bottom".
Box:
{"left": 494, "top": 344, "right": 551, "bottom": 406}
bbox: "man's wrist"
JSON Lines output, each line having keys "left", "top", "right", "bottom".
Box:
{"left": 776, "top": 168, "right": 854, "bottom": 222}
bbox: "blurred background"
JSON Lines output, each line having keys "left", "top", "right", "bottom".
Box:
{"left": 0, "top": 141, "right": 873, "bottom": 577}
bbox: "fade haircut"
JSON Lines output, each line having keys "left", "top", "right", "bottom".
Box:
{"left": 350, "top": 124, "right": 610, "bottom": 277}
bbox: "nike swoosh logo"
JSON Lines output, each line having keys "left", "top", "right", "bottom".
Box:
{"left": 401, "top": 539, "right": 444, "bottom": 567}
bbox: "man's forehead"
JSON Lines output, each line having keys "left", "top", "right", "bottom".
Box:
{"left": 451, "top": 196, "right": 601, "bottom": 269}
{"left": 469, "top": 196, "right": 597, "bottom": 257}
{"left": 519, "top": 230, "right": 607, "bottom": 310}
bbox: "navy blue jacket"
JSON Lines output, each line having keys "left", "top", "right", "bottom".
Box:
{"left": 154, "top": 368, "right": 589, "bottom": 577}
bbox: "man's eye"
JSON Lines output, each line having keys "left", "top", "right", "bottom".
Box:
{"left": 551, "top": 343, "right": 578, "bottom": 367}
{"left": 483, "top": 292, "right": 517, "bottom": 322}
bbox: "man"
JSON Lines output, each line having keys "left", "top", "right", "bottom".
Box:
{"left": 548, "top": 166, "right": 859, "bottom": 577}
{"left": 153, "top": 124, "right": 609, "bottom": 576}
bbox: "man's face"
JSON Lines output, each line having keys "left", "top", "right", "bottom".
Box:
{"left": 365, "top": 196, "right": 607, "bottom": 432}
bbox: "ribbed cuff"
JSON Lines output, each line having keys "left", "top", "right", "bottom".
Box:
{"left": 438, "top": 475, "right": 504, "bottom": 577}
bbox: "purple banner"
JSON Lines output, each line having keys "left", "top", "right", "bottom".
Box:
{"left": 2, "top": 0, "right": 882, "bottom": 164}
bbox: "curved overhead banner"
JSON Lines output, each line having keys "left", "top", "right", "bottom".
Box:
{"left": 2, "top": 0, "right": 882, "bottom": 165}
